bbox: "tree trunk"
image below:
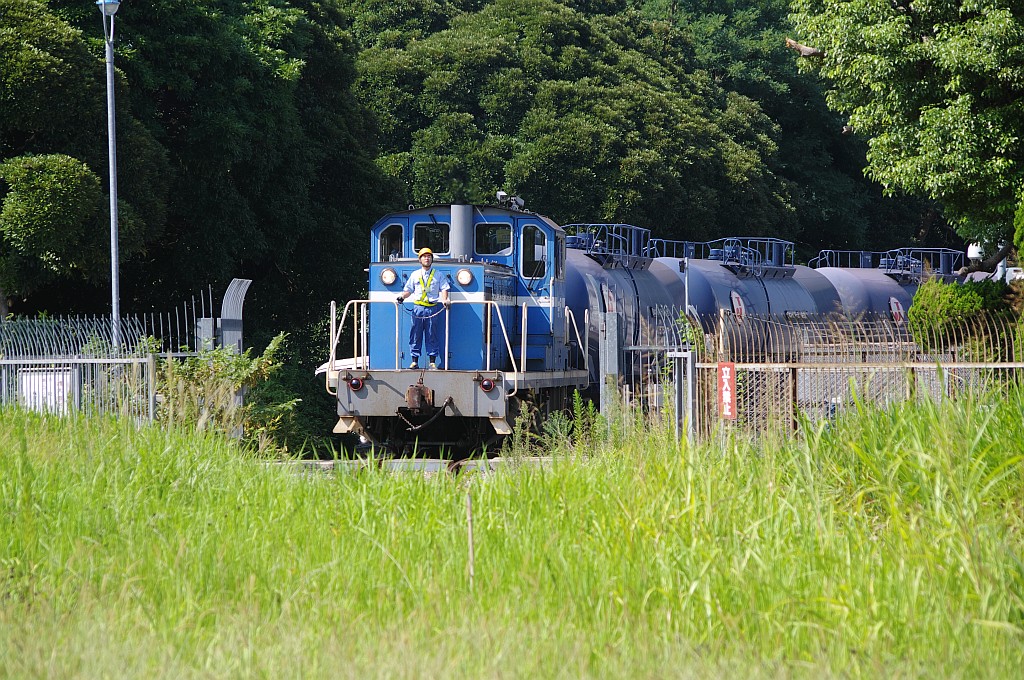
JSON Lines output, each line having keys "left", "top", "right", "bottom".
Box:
{"left": 785, "top": 38, "right": 824, "bottom": 58}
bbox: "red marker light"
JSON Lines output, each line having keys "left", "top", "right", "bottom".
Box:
{"left": 348, "top": 377, "right": 364, "bottom": 391}
{"left": 480, "top": 378, "right": 495, "bottom": 392}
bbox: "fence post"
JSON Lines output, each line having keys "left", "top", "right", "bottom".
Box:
{"left": 147, "top": 353, "right": 157, "bottom": 423}
{"left": 790, "top": 366, "right": 798, "bottom": 432}
{"left": 599, "top": 311, "right": 619, "bottom": 411}
{"left": 669, "top": 350, "right": 696, "bottom": 443}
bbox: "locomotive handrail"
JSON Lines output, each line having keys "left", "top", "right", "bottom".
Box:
{"left": 328, "top": 298, "right": 522, "bottom": 393}
{"left": 521, "top": 303, "right": 528, "bottom": 378}
{"left": 327, "top": 299, "right": 402, "bottom": 392}
{"left": 439, "top": 300, "right": 521, "bottom": 396}
{"left": 565, "top": 306, "right": 589, "bottom": 372}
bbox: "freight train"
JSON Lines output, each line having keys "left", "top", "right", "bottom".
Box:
{"left": 318, "top": 199, "right": 964, "bottom": 456}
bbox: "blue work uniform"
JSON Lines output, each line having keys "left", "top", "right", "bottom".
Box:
{"left": 403, "top": 267, "right": 450, "bottom": 363}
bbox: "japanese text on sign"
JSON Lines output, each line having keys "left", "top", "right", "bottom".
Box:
{"left": 718, "top": 362, "right": 736, "bottom": 420}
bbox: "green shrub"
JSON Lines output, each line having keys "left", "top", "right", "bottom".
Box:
{"left": 909, "top": 278, "right": 1011, "bottom": 352}
{"left": 155, "top": 333, "right": 297, "bottom": 452}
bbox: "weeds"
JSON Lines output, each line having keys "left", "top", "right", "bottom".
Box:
{"left": 2, "top": 383, "right": 1023, "bottom": 677}
{"left": 155, "top": 332, "right": 297, "bottom": 452}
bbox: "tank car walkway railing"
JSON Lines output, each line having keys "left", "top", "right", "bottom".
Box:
{"left": 809, "top": 246, "right": 964, "bottom": 280}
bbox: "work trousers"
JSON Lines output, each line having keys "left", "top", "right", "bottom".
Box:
{"left": 409, "top": 304, "right": 442, "bottom": 359}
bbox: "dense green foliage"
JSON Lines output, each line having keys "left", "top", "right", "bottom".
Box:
{"left": 3, "top": 387, "right": 1024, "bottom": 676}
{"left": 2, "top": 0, "right": 396, "bottom": 322}
{"left": 1, "top": 0, "right": 962, "bottom": 313}
{"left": 908, "top": 277, "right": 1015, "bottom": 354}
{"left": 0, "top": 0, "right": 169, "bottom": 309}
{"left": 356, "top": 0, "right": 796, "bottom": 240}
{"left": 790, "top": 0, "right": 1024, "bottom": 249}
{"left": 155, "top": 333, "right": 300, "bottom": 451}
{"left": 349, "top": 0, "right": 948, "bottom": 249}
{"left": 636, "top": 0, "right": 953, "bottom": 252}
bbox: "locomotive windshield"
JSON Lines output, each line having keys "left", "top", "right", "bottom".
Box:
{"left": 475, "top": 223, "right": 512, "bottom": 255}
{"left": 414, "top": 221, "right": 450, "bottom": 254}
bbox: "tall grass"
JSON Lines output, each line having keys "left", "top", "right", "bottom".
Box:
{"left": 2, "top": 385, "right": 1023, "bottom": 678}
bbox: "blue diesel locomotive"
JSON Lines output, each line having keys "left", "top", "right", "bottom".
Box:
{"left": 319, "top": 200, "right": 964, "bottom": 455}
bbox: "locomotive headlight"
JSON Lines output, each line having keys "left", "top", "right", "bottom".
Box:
{"left": 380, "top": 267, "right": 397, "bottom": 285}
{"left": 456, "top": 268, "right": 473, "bottom": 286}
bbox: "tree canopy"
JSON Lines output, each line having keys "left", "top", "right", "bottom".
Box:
{"left": 1, "top": 0, "right": 396, "bottom": 323}
{"left": 0, "top": 0, "right": 970, "bottom": 320}
{"left": 790, "top": 0, "right": 1024, "bottom": 253}
{"left": 355, "top": 0, "right": 795, "bottom": 241}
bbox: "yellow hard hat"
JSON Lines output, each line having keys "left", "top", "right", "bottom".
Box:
{"left": 417, "top": 247, "right": 434, "bottom": 257}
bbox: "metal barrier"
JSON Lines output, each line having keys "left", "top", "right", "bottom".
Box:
{"left": 0, "top": 281, "right": 251, "bottom": 423}
{"left": 0, "top": 356, "right": 156, "bottom": 422}
{"left": 605, "top": 310, "right": 1023, "bottom": 442}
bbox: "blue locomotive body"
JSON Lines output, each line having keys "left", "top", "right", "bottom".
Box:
{"left": 321, "top": 202, "right": 963, "bottom": 455}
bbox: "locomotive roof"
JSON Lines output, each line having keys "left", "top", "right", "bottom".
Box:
{"left": 376, "top": 204, "right": 564, "bottom": 233}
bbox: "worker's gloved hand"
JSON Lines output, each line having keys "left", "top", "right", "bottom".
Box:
{"left": 443, "top": 300, "right": 451, "bottom": 309}
{"left": 396, "top": 296, "right": 405, "bottom": 303}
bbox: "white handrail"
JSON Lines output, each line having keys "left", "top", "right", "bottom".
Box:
{"left": 520, "top": 303, "right": 528, "bottom": 375}
{"left": 327, "top": 300, "right": 338, "bottom": 395}
{"left": 327, "top": 299, "right": 521, "bottom": 394}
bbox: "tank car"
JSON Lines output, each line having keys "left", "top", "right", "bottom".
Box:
{"left": 319, "top": 200, "right": 964, "bottom": 456}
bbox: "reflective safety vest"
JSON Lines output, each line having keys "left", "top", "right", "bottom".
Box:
{"left": 414, "top": 269, "right": 436, "bottom": 307}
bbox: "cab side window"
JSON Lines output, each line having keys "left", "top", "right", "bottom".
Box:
{"left": 414, "top": 222, "right": 450, "bottom": 254}
{"left": 522, "top": 225, "right": 546, "bottom": 279}
{"left": 555, "top": 234, "right": 565, "bottom": 279}
{"left": 380, "top": 224, "right": 403, "bottom": 261}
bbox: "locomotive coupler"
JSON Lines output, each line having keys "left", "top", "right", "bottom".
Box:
{"left": 405, "top": 379, "right": 434, "bottom": 412}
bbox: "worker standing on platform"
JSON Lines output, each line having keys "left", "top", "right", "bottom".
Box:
{"left": 397, "top": 247, "right": 450, "bottom": 369}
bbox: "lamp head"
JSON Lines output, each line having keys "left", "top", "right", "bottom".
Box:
{"left": 96, "top": 0, "right": 121, "bottom": 16}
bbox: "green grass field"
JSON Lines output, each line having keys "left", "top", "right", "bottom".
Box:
{"left": 3, "top": 388, "right": 1023, "bottom": 678}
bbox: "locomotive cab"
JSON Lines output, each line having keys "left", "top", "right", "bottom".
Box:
{"left": 323, "top": 203, "right": 588, "bottom": 456}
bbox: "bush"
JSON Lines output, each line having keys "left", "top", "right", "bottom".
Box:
{"left": 155, "top": 332, "right": 297, "bottom": 453}
{"left": 908, "top": 278, "right": 1010, "bottom": 351}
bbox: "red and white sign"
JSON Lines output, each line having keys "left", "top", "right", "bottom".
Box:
{"left": 889, "top": 296, "right": 906, "bottom": 325}
{"left": 730, "top": 290, "right": 746, "bottom": 320}
{"left": 718, "top": 362, "right": 737, "bottom": 420}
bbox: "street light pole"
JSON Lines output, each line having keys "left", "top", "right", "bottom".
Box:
{"left": 97, "top": 0, "right": 121, "bottom": 349}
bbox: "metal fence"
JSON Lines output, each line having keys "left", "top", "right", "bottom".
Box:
{"left": 1, "top": 356, "right": 157, "bottom": 422}
{"left": 0, "top": 279, "right": 252, "bottom": 422}
{"left": 602, "top": 310, "right": 1024, "bottom": 441}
